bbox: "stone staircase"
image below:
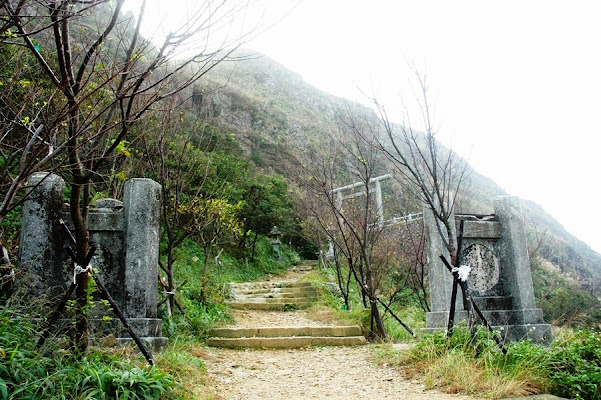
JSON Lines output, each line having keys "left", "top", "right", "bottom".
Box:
{"left": 225, "top": 280, "right": 318, "bottom": 311}
{"left": 208, "top": 262, "right": 367, "bottom": 349}
{"left": 207, "top": 325, "right": 366, "bottom": 348}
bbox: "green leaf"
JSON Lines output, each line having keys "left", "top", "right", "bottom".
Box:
{"left": 0, "top": 377, "right": 7, "bottom": 399}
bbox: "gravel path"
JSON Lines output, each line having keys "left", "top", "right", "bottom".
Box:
{"left": 203, "top": 345, "right": 477, "bottom": 400}
{"left": 201, "top": 269, "right": 478, "bottom": 399}
{"left": 224, "top": 309, "right": 330, "bottom": 328}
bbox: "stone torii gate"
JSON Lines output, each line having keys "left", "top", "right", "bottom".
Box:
{"left": 332, "top": 173, "right": 392, "bottom": 228}
{"left": 326, "top": 174, "right": 392, "bottom": 259}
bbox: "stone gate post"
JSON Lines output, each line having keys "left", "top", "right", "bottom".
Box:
{"left": 122, "top": 178, "right": 161, "bottom": 320}
{"left": 18, "top": 172, "right": 67, "bottom": 299}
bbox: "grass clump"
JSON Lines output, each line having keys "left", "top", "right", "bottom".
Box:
{"left": 547, "top": 329, "right": 601, "bottom": 399}
{"left": 0, "top": 306, "right": 176, "bottom": 399}
{"left": 375, "top": 325, "right": 601, "bottom": 399}
{"left": 155, "top": 341, "right": 213, "bottom": 400}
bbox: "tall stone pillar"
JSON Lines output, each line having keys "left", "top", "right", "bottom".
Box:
{"left": 122, "top": 178, "right": 161, "bottom": 320}
{"left": 424, "top": 205, "right": 464, "bottom": 329}
{"left": 494, "top": 196, "right": 537, "bottom": 310}
{"left": 18, "top": 172, "right": 67, "bottom": 299}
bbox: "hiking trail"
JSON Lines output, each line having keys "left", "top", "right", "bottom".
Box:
{"left": 201, "top": 261, "right": 475, "bottom": 400}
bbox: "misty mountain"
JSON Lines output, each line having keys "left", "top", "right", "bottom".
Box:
{"left": 197, "top": 51, "right": 601, "bottom": 295}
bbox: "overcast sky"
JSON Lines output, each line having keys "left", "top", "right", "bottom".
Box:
{"left": 128, "top": 0, "right": 601, "bottom": 253}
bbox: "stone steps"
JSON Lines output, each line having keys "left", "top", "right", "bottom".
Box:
{"left": 208, "top": 262, "right": 367, "bottom": 349}
{"left": 234, "top": 297, "right": 316, "bottom": 304}
{"left": 229, "top": 281, "right": 314, "bottom": 290}
{"left": 227, "top": 301, "right": 315, "bottom": 311}
{"left": 235, "top": 287, "right": 318, "bottom": 296}
{"left": 208, "top": 325, "right": 366, "bottom": 349}
{"left": 209, "top": 325, "right": 362, "bottom": 338}
{"left": 226, "top": 278, "right": 318, "bottom": 311}
{"left": 288, "top": 264, "right": 316, "bottom": 273}
{"left": 207, "top": 335, "right": 366, "bottom": 349}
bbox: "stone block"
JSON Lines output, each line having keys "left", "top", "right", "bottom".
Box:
{"left": 18, "top": 175, "right": 166, "bottom": 347}
{"left": 257, "top": 327, "right": 308, "bottom": 337}
{"left": 311, "top": 336, "right": 366, "bottom": 346}
{"left": 261, "top": 337, "right": 312, "bottom": 348}
{"left": 460, "top": 220, "right": 501, "bottom": 239}
{"left": 123, "top": 178, "right": 161, "bottom": 319}
{"left": 494, "top": 196, "right": 537, "bottom": 311}
{"left": 210, "top": 327, "right": 258, "bottom": 338}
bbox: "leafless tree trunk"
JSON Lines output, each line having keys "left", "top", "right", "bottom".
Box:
{"left": 134, "top": 95, "right": 217, "bottom": 317}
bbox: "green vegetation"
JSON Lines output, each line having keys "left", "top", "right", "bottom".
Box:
{"left": 302, "top": 267, "right": 424, "bottom": 342}
{"left": 162, "top": 236, "right": 299, "bottom": 339}
{"left": 1, "top": 2, "right": 601, "bottom": 399}
{"left": 0, "top": 306, "right": 174, "bottom": 399}
{"left": 533, "top": 263, "right": 601, "bottom": 328}
{"left": 0, "top": 233, "right": 298, "bottom": 399}
{"left": 376, "top": 326, "right": 601, "bottom": 399}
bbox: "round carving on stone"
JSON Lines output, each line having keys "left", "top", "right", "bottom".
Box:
{"left": 462, "top": 244, "right": 499, "bottom": 292}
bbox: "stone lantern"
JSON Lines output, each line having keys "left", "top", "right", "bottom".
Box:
{"left": 270, "top": 226, "right": 282, "bottom": 261}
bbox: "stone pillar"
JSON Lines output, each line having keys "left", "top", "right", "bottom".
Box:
{"left": 122, "top": 178, "right": 161, "bottom": 319}
{"left": 425, "top": 209, "right": 452, "bottom": 311}
{"left": 494, "top": 196, "right": 537, "bottom": 310}
{"left": 18, "top": 172, "right": 67, "bottom": 298}
{"left": 424, "top": 205, "right": 464, "bottom": 329}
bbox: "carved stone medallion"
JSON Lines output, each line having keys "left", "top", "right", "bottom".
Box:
{"left": 462, "top": 243, "right": 499, "bottom": 292}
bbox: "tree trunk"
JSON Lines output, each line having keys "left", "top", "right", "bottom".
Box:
{"left": 70, "top": 182, "right": 90, "bottom": 355}
{"left": 166, "top": 240, "right": 176, "bottom": 315}
{"left": 250, "top": 231, "right": 259, "bottom": 263}
{"left": 365, "top": 258, "right": 386, "bottom": 339}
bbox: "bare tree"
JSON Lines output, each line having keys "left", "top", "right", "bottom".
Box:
{"left": 1, "top": 0, "right": 253, "bottom": 352}
{"left": 129, "top": 95, "right": 213, "bottom": 317}
{"left": 377, "top": 219, "right": 430, "bottom": 313}
{"left": 291, "top": 108, "right": 390, "bottom": 339}
{"left": 371, "top": 71, "right": 468, "bottom": 266}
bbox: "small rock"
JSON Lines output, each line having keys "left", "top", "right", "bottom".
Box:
{"left": 99, "top": 334, "right": 119, "bottom": 347}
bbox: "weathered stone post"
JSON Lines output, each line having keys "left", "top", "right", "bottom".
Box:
{"left": 424, "top": 204, "right": 465, "bottom": 329}
{"left": 18, "top": 172, "right": 68, "bottom": 299}
{"left": 122, "top": 179, "right": 162, "bottom": 338}
{"left": 494, "top": 196, "right": 537, "bottom": 310}
{"left": 423, "top": 195, "right": 552, "bottom": 343}
{"left": 18, "top": 175, "right": 167, "bottom": 347}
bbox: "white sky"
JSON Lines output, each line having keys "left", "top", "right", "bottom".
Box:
{"left": 128, "top": 0, "right": 601, "bottom": 253}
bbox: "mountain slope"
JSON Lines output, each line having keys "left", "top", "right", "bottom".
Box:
{"left": 199, "top": 51, "right": 601, "bottom": 295}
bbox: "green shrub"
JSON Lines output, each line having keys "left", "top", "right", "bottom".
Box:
{"left": 547, "top": 330, "right": 601, "bottom": 400}
{"left": 0, "top": 306, "right": 176, "bottom": 399}
{"left": 0, "top": 306, "right": 52, "bottom": 399}
{"left": 395, "top": 326, "right": 601, "bottom": 399}
{"left": 77, "top": 360, "right": 174, "bottom": 400}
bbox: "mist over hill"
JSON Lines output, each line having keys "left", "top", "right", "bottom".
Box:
{"left": 197, "top": 51, "right": 601, "bottom": 297}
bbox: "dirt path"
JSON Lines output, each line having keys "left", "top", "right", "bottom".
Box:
{"left": 203, "top": 345, "right": 476, "bottom": 400}
{"left": 201, "top": 268, "right": 478, "bottom": 399}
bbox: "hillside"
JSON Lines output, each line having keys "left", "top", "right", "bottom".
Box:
{"left": 199, "top": 51, "right": 601, "bottom": 296}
